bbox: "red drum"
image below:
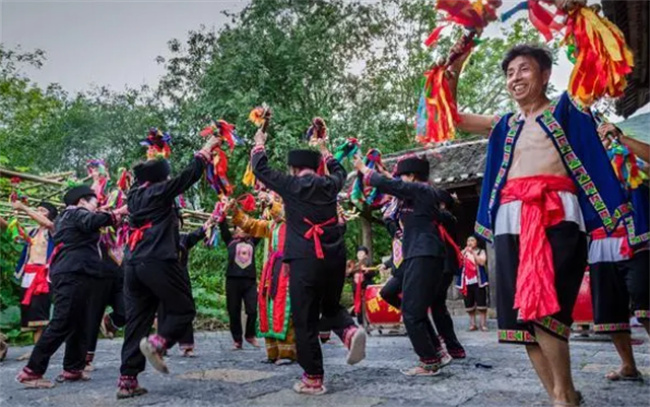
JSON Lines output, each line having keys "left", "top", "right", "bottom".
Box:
{"left": 572, "top": 270, "right": 593, "bottom": 325}
{"left": 364, "top": 284, "right": 402, "bottom": 326}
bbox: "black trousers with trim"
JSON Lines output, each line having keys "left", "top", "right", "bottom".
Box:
{"left": 401, "top": 256, "right": 444, "bottom": 362}
{"left": 289, "top": 256, "right": 356, "bottom": 376}
{"left": 495, "top": 222, "right": 586, "bottom": 344}
{"left": 27, "top": 273, "right": 94, "bottom": 374}
{"left": 432, "top": 272, "right": 464, "bottom": 351}
{"left": 120, "top": 260, "right": 195, "bottom": 376}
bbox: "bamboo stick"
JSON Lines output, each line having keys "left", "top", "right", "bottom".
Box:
{"left": 0, "top": 168, "right": 65, "bottom": 186}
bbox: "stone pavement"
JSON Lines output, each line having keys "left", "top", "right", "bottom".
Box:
{"left": 1, "top": 318, "right": 648, "bottom": 407}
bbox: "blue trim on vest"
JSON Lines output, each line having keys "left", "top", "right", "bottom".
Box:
{"left": 15, "top": 228, "right": 55, "bottom": 274}
{"left": 475, "top": 92, "right": 633, "bottom": 242}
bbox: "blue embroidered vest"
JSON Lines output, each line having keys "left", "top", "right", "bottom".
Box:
{"left": 625, "top": 183, "right": 649, "bottom": 247}
{"left": 475, "top": 92, "right": 633, "bottom": 242}
{"left": 15, "top": 228, "right": 55, "bottom": 274}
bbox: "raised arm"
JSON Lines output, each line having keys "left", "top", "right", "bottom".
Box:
{"left": 218, "top": 218, "right": 233, "bottom": 245}
{"left": 183, "top": 225, "right": 206, "bottom": 251}
{"left": 319, "top": 140, "right": 347, "bottom": 194}
{"left": 250, "top": 147, "right": 295, "bottom": 196}
{"left": 446, "top": 39, "right": 494, "bottom": 136}
{"left": 231, "top": 207, "right": 271, "bottom": 239}
{"left": 621, "top": 135, "right": 650, "bottom": 166}
{"left": 160, "top": 154, "right": 209, "bottom": 201}
{"left": 364, "top": 170, "right": 421, "bottom": 201}
{"left": 11, "top": 201, "right": 55, "bottom": 231}
{"left": 74, "top": 209, "right": 115, "bottom": 233}
{"left": 599, "top": 123, "right": 650, "bottom": 167}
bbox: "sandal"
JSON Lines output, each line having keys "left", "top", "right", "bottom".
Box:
{"left": 605, "top": 369, "right": 644, "bottom": 382}
{"left": 345, "top": 327, "right": 367, "bottom": 365}
{"left": 55, "top": 370, "right": 91, "bottom": 383}
{"left": 139, "top": 337, "right": 169, "bottom": 374}
{"left": 182, "top": 349, "right": 196, "bottom": 358}
{"left": 116, "top": 375, "right": 148, "bottom": 399}
{"left": 117, "top": 386, "right": 148, "bottom": 399}
{"left": 480, "top": 326, "right": 489, "bottom": 332}
{"left": 293, "top": 380, "right": 327, "bottom": 395}
{"left": 16, "top": 368, "right": 55, "bottom": 389}
{"left": 401, "top": 364, "right": 441, "bottom": 377}
{"left": 468, "top": 325, "right": 478, "bottom": 332}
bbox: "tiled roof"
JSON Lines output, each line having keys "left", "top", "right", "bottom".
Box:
{"left": 346, "top": 138, "right": 488, "bottom": 188}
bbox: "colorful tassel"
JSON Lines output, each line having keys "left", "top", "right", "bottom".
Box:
{"left": 141, "top": 128, "right": 172, "bottom": 160}
{"left": 607, "top": 140, "right": 646, "bottom": 190}
{"left": 249, "top": 104, "right": 272, "bottom": 132}
{"left": 9, "top": 177, "right": 28, "bottom": 204}
{"left": 7, "top": 218, "right": 30, "bottom": 244}
{"left": 200, "top": 119, "right": 240, "bottom": 153}
{"left": 565, "top": 5, "right": 634, "bottom": 107}
{"left": 436, "top": 0, "right": 500, "bottom": 31}
{"left": 416, "top": 65, "right": 461, "bottom": 144}
{"left": 242, "top": 162, "right": 256, "bottom": 187}
{"left": 501, "top": 1, "right": 563, "bottom": 42}
{"left": 418, "top": 1, "right": 501, "bottom": 145}
{"left": 350, "top": 149, "right": 386, "bottom": 208}
{"left": 237, "top": 193, "right": 257, "bottom": 212}
{"left": 205, "top": 148, "right": 233, "bottom": 196}
{"left": 116, "top": 168, "right": 133, "bottom": 192}
{"left": 333, "top": 138, "right": 360, "bottom": 162}
{"left": 304, "top": 117, "right": 327, "bottom": 142}
{"left": 205, "top": 200, "right": 226, "bottom": 248}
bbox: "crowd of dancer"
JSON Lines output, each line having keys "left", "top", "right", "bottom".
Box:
{"left": 2, "top": 37, "right": 648, "bottom": 407}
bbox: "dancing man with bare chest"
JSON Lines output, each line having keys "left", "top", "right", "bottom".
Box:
{"left": 449, "top": 41, "right": 632, "bottom": 406}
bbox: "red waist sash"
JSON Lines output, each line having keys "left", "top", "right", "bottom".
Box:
{"left": 21, "top": 264, "right": 49, "bottom": 305}
{"left": 127, "top": 222, "right": 152, "bottom": 251}
{"left": 500, "top": 175, "right": 576, "bottom": 322}
{"left": 590, "top": 225, "right": 632, "bottom": 259}
{"left": 303, "top": 217, "right": 337, "bottom": 259}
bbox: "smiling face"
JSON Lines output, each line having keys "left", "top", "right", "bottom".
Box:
{"left": 505, "top": 55, "right": 551, "bottom": 106}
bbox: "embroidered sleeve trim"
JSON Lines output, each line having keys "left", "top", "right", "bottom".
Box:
{"left": 474, "top": 221, "right": 493, "bottom": 243}
{"left": 251, "top": 145, "right": 266, "bottom": 157}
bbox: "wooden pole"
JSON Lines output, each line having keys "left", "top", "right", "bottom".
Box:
{"left": 0, "top": 168, "right": 65, "bottom": 186}
{"left": 182, "top": 209, "right": 211, "bottom": 219}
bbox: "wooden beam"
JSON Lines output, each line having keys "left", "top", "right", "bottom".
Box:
{"left": 0, "top": 168, "right": 65, "bottom": 186}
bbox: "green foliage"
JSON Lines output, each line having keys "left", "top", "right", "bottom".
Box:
{"left": 187, "top": 243, "right": 229, "bottom": 328}
{"left": 0, "top": 0, "right": 558, "bottom": 335}
{"left": 0, "top": 227, "right": 28, "bottom": 343}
